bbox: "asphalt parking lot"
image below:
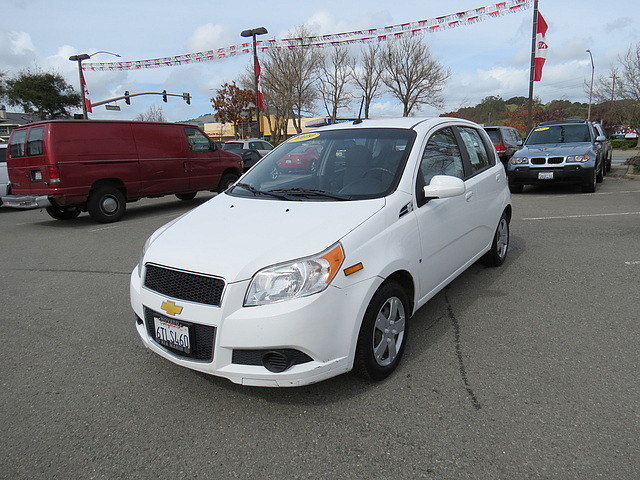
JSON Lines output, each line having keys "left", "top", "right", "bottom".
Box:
{"left": 1, "top": 176, "right": 639, "bottom": 479}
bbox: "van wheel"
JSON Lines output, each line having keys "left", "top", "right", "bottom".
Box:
{"left": 482, "top": 212, "right": 510, "bottom": 267}
{"left": 176, "top": 192, "right": 197, "bottom": 201}
{"left": 217, "top": 173, "right": 239, "bottom": 193}
{"left": 354, "top": 281, "right": 409, "bottom": 381}
{"left": 45, "top": 205, "right": 81, "bottom": 220}
{"left": 87, "top": 186, "right": 126, "bottom": 223}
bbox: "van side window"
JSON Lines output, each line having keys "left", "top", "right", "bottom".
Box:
{"left": 420, "top": 127, "right": 464, "bottom": 185}
{"left": 27, "top": 126, "right": 45, "bottom": 156}
{"left": 184, "top": 128, "right": 212, "bottom": 152}
{"left": 10, "top": 129, "right": 27, "bottom": 158}
{"left": 458, "top": 127, "right": 491, "bottom": 173}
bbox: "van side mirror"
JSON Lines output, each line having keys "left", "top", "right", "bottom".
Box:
{"left": 423, "top": 175, "right": 466, "bottom": 200}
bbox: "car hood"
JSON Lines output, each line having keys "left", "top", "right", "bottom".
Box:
{"left": 517, "top": 142, "right": 594, "bottom": 156}
{"left": 143, "top": 193, "right": 386, "bottom": 283}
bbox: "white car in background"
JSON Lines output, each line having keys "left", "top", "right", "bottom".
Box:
{"left": 0, "top": 144, "right": 8, "bottom": 204}
{"left": 131, "top": 117, "right": 512, "bottom": 387}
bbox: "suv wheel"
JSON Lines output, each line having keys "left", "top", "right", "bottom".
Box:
{"left": 582, "top": 169, "right": 597, "bottom": 193}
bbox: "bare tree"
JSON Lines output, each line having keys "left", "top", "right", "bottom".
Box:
{"left": 618, "top": 42, "right": 640, "bottom": 102}
{"left": 382, "top": 35, "right": 450, "bottom": 117}
{"left": 317, "top": 45, "right": 354, "bottom": 122}
{"left": 134, "top": 105, "right": 167, "bottom": 122}
{"left": 351, "top": 43, "right": 385, "bottom": 119}
{"left": 262, "top": 25, "right": 322, "bottom": 134}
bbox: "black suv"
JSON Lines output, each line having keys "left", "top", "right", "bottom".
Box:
{"left": 507, "top": 120, "right": 607, "bottom": 193}
{"left": 483, "top": 126, "right": 523, "bottom": 163}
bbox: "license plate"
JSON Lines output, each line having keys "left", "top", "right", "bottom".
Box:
{"left": 538, "top": 171, "right": 554, "bottom": 180}
{"left": 32, "top": 171, "right": 42, "bottom": 181}
{"left": 153, "top": 315, "right": 191, "bottom": 354}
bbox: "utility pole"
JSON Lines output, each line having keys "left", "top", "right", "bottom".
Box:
{"left": 610, "top": 73, "right": 617, "bottom": 101}
{"left": 526, "top": 0, "right": 539, "bottom": 131}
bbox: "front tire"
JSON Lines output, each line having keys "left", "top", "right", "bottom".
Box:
{"left": 508, "top": 183, "right": 523, "bottom": 193}
{"left": 354, "top": 281, "right": 409, "bottom": 381}
{"left": 216, "top": 173, "right": 239, "bottom": 193}
{"left": 87, "top": 186, "right": 126, "bottom": 223}
{"left": 582, "top": 168, "right": 597, "bottom": 193}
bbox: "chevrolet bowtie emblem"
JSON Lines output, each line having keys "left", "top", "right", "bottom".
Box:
{"left": 161, "top": 300, "right": 183, "bottom": 316}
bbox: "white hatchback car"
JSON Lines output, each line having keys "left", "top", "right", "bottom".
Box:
{"left": 131, "top": 117, "right": 512, "bottom": 387}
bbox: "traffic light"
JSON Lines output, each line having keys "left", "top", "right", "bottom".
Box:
{"left": 182, "top": 92, "right": 191, "bottom": 105}
{"left": 162, "top": 90, "right": 167, "bottom": 102}
{"left": 124, "top": 91, "right": 130, "bottom": 105}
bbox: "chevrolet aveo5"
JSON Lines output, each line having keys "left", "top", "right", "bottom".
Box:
{"left": 131, "top": 117, "right": 512, "bottom": 387}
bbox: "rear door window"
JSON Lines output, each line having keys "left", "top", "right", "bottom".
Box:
{"left": 458, "top": 127, "right": 492, "bottom": 174}
{"left": 27, "top": 126, "right": 45, "bottom": 156}
{"left": 10, "top": 129, "right": 27, "bottom": 157}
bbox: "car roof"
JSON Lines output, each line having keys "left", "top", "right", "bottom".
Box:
{"left": 311, "top": 117, "right": 478, "bottom": 132}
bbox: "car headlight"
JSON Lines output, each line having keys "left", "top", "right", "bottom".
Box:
{"left": 510, "top": 157, "right": 529, "bottom": 165}
{"left": 244, "top": 243, "right": 345, "bottom": 306}
{"left": 137, "top": 214, "right": 185, "bottom": 278}
{"left": 566, "top": 154, "right": 591, "bottom": 163}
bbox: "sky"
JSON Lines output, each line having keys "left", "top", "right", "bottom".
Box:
{"left": 1, "top": 0, "right": 638, "bottom": 123}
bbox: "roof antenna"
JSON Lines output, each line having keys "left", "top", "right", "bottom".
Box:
{"left": 353, "top": 96, "right": 365, "bottom": 125}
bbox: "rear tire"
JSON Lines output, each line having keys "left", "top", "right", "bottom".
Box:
{"left": 176, "top": 192, "right": 197, "bottom": 201}
{"left": 45, "top": 205, "right": 81, "bottom": 220}
{"left": 87, "top": 186, "right": 126, "bottom": 223}
{"left": 354, "top": 281, "right": 409, "bottom": 381}
{"left": 482, "top": 212, "right": 510, "bottom": 267}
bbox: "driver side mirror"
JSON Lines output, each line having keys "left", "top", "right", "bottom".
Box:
{"left": 595, "top": 135, "right": 606, "bottom": 142}
{"left": 423, "top": 175, "right": 466, "bottom": 200}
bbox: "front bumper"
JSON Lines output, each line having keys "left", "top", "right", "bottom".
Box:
{"left": 1, "top": 194, "right": 51, "bottom": 209}
{"left": 507, "top": 165, "right": 594, "bottom": 185}
{"left": 130, "top": 266, "right": 380, "bottom": 387}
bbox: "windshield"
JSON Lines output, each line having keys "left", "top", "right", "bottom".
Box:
{"left": 230, "top": 128, "right": 415, "bottom": 201}
{"left": 526, "top": 124, "right": 592, "bottom": 145}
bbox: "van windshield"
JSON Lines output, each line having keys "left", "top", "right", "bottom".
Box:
{"left": 230, "top": 128, "right": 415, "bottom": 201}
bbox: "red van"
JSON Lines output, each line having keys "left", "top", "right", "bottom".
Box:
{"left": 2, "top": 120, "right": 243, "bottom": 222}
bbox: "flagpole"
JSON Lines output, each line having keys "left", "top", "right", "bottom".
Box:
{"left": 526, "top": 0, "right": 539, "bottom": 131}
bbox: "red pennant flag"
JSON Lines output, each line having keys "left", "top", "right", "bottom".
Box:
{"left": 80, "top": 69, "right": 93, "bottom": 113}
{"left": 255, "top": 56, "right": 265, "bottom": 110}
{"left": 534, "top": 12, "right": 548, "bottom": 81}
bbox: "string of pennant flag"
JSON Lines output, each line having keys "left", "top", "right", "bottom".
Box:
{"left": 83, "top": 0, "right": 532, "bottom": 72}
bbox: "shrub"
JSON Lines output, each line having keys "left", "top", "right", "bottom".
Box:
{"left": 611, "top": 139, "right": 639, "bottom": 149}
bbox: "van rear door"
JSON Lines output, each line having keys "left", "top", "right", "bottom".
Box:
{"left": 7, "top": 125, "right": 48, "bottom": 195}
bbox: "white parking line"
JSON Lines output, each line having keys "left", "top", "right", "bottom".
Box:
{"left": 625, "top": 261, "right": 640, "bottom": 266}
{"left": 89, "top": 225, "right": 121, "bottom": 233}
{"left": 522, "top": 211, "right": 640, "bottom": 221}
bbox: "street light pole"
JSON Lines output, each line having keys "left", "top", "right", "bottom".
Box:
{"left": 586, "top": 49, "right": 595, "bottom": 121}
{"left": 69, "top": 51, "right": 120, "bottom": 119}
{"left": 240, "top": 27, "right": 267, "bottom": 137}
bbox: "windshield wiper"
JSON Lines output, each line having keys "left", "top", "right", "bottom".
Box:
{"left": 267, "top": 187, "right": 352, "bottom": 200}
{"left": 234, "top": 183, "right": 291, "bottom": 200}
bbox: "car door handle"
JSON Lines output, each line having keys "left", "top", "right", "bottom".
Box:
{"left": 495, "top": 172, "right": 502, "bottom": 182}
{"left": 465, "top": 191, "right": 474, "bottom": 202}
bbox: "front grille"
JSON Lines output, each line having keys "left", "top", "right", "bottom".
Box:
{"left": 144, "top": 264, "right": 224, "bottom": 306}
{"left": 531, "top": 157, "right": 564, "bottom": 165}
{"left": 144, "top": 308, "right": 215, "bottom": 361}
